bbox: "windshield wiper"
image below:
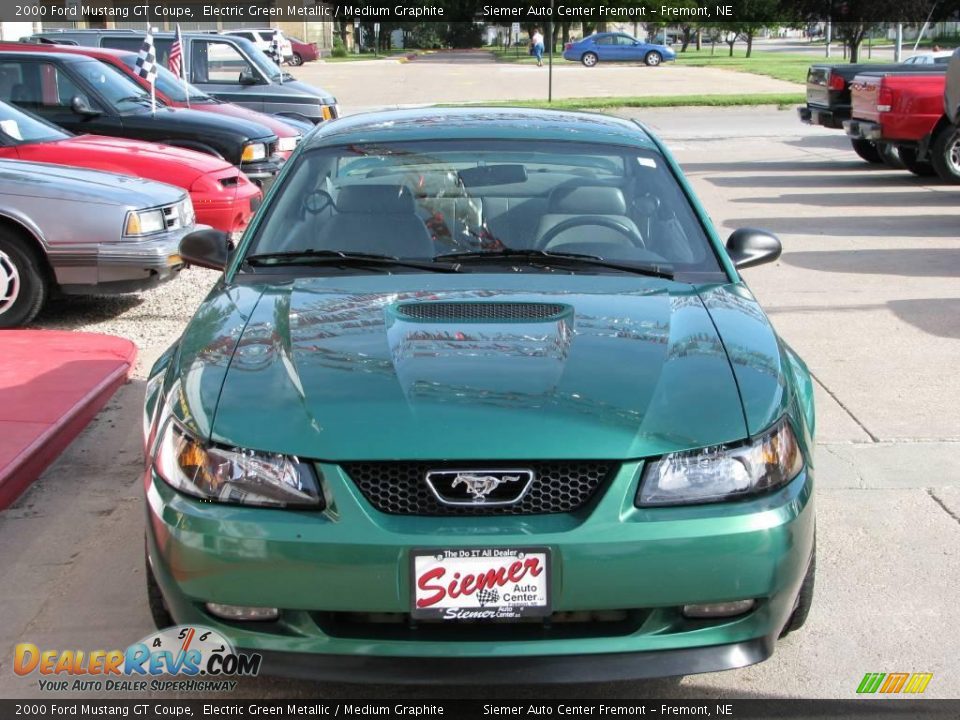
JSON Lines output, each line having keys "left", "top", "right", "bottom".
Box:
{"left": 437, "top": 249, "right": 674, "bottom": 279}
{"left": 117, "top": 95, "right": 151, "bottom": 105}
{"left": 243, "top": 249, "right": 460, "bottom": 273}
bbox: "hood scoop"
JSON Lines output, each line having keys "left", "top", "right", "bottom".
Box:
{"left": 393, "top": 301, "right": 570, "bottom": 323}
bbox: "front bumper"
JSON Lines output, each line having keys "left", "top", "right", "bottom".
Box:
{"left": 844, "top": 119, "right": 883, "bottom": 141}
{"left": 50, "top": 224, "right": 204, "bottom": 294}
{"left": 144, "top": 458, "right": 815, "bottom": 681}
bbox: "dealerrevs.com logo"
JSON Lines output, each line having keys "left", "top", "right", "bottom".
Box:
{"left": 15, "top": 626, "right": 261, "bottom": 693}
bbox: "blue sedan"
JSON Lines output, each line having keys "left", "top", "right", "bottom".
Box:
{"left": 563, "top": 32, "right": 676, "bottom": 67}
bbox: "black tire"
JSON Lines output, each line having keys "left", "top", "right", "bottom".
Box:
{"left": 0, "top": 229, "right": 48, "bottom": 328}
{"left": 290, "top": 52, "right": 304, "bottom": 67}
{"left": 929, "top": 124, "right": 960, "bottom": 184}
{"left": 781, "top": 543, "right": 815, "bottom": 637}
{"left": 878, "top": 143, "right": 904, "bottom": 169}
{"left": 898, "top": 146, "right": 937, "bottom": 177}
{"left": 644, "top": 51, "right": 663, "bottom": 67}
{"left": 581, "top": 52, "right": 598, "bottom": 67}
{"left": 145, "top": 552, "right": 175, "bottom": 630}
{"left": 849, "top": 137, "right": 883, "bottom": 164}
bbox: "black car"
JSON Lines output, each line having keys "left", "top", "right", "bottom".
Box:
{"left": 27, "top": 30, "right": 338, "bottom": 125}
{"left": 0, "top": 50, "right": 280, "bottom": 181}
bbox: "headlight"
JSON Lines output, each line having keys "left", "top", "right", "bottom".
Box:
{"left": 154, "top": 416, "right": 322, "bottom": 508}
{"left": 241, "top": 142, "right": 267, "bottom": 162}
{"left": 179, "top": 196, "right": 195, "bottom": 227}
{"left": 124, "top": 208, "right": 165, "bottom": 237}
{"left": 277, "top": 135, "right": 299, "bottom": 152}
{"left": 637, "top": 418, "right": 804, "bottom": 507}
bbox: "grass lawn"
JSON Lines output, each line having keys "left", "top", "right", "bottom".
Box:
{"left": 452, "top": 93, "right": 805, "bottom": 111}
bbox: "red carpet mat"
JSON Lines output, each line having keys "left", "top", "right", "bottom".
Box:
{"left": 0, "top": 330, "right": 137, "bottom": 509}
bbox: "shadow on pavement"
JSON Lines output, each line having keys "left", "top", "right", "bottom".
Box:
{"left": 887, "top": 298, "right": 960, "bottom": 340}
{"left": 731, "top": 190, "right": 959, "bottom": 208}
{"left": 782, "top": 249, "right": 960, "bottom": 278}
{"left": 32, "top": 294, "right": 144, "bottom": 326}
{"left": 722, "top": 215, "right": 959, "bottom": 237}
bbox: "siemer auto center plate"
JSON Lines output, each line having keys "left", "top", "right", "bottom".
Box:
{"left": 411, "top": 548, "right": 551, "bottom": 620}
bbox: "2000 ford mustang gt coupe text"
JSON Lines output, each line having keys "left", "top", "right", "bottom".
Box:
{"left": 143, "top": 108, "right": 816, "bottom": 683}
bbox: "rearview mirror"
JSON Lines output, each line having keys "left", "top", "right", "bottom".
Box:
{"left": 238, "top": 70, "right": 260, "bottom": 86}
{"left": 180, "top": 229, "right": 230, "bottom": 271}
{"left": 725, "top": 228, "right": 782, "bottom": 270}
{"left": 70, "top": 95, "right": 100, "bottom": 117}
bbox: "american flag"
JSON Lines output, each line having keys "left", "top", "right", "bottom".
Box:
{"left": 168, "top": 24, "right": 183, "bottom": 79}
{"left": 135, "top": 29, "right": 157, "bottom": 83}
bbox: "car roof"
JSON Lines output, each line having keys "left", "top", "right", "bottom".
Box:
{"left": 0, "top": 42, "right": 130, "bottom": 60}
{"left": 304, "top": 107, "right": 659, "bottom": 151}
{"left": 0, "top": 49, "right": 93, "bottom": 64}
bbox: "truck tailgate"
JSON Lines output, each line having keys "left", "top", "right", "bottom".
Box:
{"left": 806, "top": 66, "right": 831, "bottom": 108}
{"left": 850, "top": 74, "right": 882, "bottom": 123}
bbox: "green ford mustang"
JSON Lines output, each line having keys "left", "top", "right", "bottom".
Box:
{"left": 142, "top": 108, "right": 816, "bottom": 683}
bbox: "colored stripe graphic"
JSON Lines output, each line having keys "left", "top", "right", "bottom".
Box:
{"left": 857, "top": 672, "right": 933, "bottom": 694}
{"left": 903, "top": 673, "right": 934, "bottom": 694}
{"left": 880, "top": 673, "right": 909, "bottom": 693}
{"left": 857, "top": 673, "right": 885, "bottom": 693}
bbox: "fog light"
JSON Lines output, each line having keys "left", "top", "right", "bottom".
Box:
{"left": 205, "top": 603, "right": 279, "bottom": 621}
{"left": 682, "top": 599, "right": 755, "bottom": 619}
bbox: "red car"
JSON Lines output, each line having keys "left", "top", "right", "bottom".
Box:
{"left": 2, "top": 43, "right": 305, "bottom": 159}
{"left": 0, "top": 99, "right": 260, "bottom": 235}
{"left": 288, "top": 37, "right": 320, "bottom": 66}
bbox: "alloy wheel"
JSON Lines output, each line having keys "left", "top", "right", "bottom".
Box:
{"left": 0, "top": 249, "right": 21, "bottom": 316}
{"left": 948, "top": 133, "right": 960, "bottom": 175}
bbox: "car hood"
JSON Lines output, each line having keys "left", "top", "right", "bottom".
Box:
{"left": 16, "top": 135, "right": 232, "bottom": 182}
{"left": 192, "top": 103, "right": 300, "bottom": 139}
{"left": 267, "top": 77, "right": 335, "bottom": 104}
{"left": 124, "top": 105, "right": 275, "bottom": 142}
{"left": 0, "top": 158, "right": 184, "bottom": 206}
{"left": 171, "top": 275, "right": 774, "bottom": 462}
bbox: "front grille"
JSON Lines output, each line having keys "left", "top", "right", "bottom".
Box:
{"left": 314, "top": 609, "right": 646, "bottom": 641}
{"left": 341, "top": 460, "right": 615, "bottom": 516}
{"left": 395, "top": 302, "right": 568, "bottom": 323}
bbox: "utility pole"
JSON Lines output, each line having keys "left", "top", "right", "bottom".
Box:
{"left": 825, "top": 21, "right": 832, "bottom": 58}
{"left": 895, "top": 23, "right": 903, "bottom": 62}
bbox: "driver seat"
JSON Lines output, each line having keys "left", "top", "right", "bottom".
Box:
{"left": 535, "top": 186, "right": 641, "bottom": 251}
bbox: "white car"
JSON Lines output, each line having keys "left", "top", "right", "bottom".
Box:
{"left": 902, "top": 50, "right": 954, "bottom": 65}
{"left": 224, "top": 28, "right": 293, "bottom": 63}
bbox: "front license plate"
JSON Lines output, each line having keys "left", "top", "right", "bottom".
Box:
{"left": 411, "top": 547, "right": 550, "bottom": 620}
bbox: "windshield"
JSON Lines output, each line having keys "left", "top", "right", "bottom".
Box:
{"left": 0, "top": 99, "right": 69, "bottom": 144}
{"left": 247, "top": 140, "right": 722, "bottom": 275}
{"left": 116, "top": 55, "right": 209, "bottom": 103}
{"left": 230, "top": 35, "right": 285, "bottom": 80}
{"left": 72, "top": 59, "right": 160, "bottom": 113}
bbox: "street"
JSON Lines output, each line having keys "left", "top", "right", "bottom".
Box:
{"left": 1, "top": 101, "right": 957, "bottom": 699}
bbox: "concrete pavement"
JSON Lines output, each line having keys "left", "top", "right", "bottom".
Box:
{"left": 0, "top": 107, "right": 957, "bottom": 700}
{"left": 297, "top": 50, "right": 801, "bottom": 113}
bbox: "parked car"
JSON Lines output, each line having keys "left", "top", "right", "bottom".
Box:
{"left": 143, "top": 108, "right": 816, "bottom": 683}
{"left": 562, "top": 32, "right": 676, "bottom": 67}
{"left": 0, "top": 49, "right": 281, "bottom": 184}
{"left": 946, "top": 48, "right": 960, "bottom": 124}
{"left": 286, "top": 36, "right": 320, "bottom": 67}
{"left": 0, "top": 100, "right": 258, "bottom": 235}
{"left": 28, "top": 30, "right": 339, "bottom": 124}
{"left": 0, "top": 159, "right": 197, "bottom": 327}
{"left": 224, "top": 29, "right": 294, "bottom": 64}
{"left": 902, "top": 51, "right": 954, "bottom": 65}
{"left": 845, "top": 71, "right": 960, "bottom": 182}
{"left": 6, "top": 43, "right": 306, "bottom": 160}
{"left": 798, "top": 61, "right": 946, "bottom": 162}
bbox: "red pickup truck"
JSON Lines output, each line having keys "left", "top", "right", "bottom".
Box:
{"left": 844, "top": 71, "right": 960, "bottom": 182}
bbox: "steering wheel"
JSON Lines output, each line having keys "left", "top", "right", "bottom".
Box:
{"left": 536, "top": 216, "right": 644, "bottom": 251}
{"left": 303, "top": 189, "right": 335, "bottom": 215}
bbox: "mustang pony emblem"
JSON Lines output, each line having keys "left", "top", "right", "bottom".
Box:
{"left": 452, "top": 473, "right": 521, "bottom": 501}
{"left": 425, "top": 469, "right": 535, "bottom": 507}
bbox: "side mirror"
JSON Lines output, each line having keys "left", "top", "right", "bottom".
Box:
{"left": 180, "top": 228, "right": 230, "bottom": 271}
{"left": 725, "top": 228, "right": 782, "bottom": 270}
{"left": 70, "top": 95, "right": 100, "bottom": 117}
{"left": 238, "top": 70, "right": 260, "bottom": 86}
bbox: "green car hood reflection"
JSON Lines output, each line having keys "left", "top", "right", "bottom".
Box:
{"left": 175, "top": 273, "right": 789, "bottom": 461}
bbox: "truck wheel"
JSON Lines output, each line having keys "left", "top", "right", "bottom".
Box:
{"left": 780, "top": 543, "right": 815, "bottom": 637}
{"left": 581, "top": 52, "right": 598, "bottom": 67}
{"left": 878, "top": 143, "right": 904, "bottom": 169}
{"left": 0, "top": 230, "right": 48, "bottom": 328}
{"left": 930, "top": 124, "right": 960, "bottom": 184}
{"left": 898, "top": 147, "right": 937, "bottom": 177}
{"left": 849, "top": 138, "right": 883, "bottom": 164}
{"left": 644, "top": 51, "right": 663, "bottom": 66}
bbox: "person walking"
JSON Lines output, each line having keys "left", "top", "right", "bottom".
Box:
{"left": 532, "top": 28, "right": 545, "bottom": 67}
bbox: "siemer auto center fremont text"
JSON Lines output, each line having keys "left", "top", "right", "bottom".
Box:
{"left": 482, "top": 4, "right": 717, "bottom": 18}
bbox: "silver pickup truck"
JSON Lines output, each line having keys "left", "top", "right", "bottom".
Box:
{"left": 0, "top": 160, "right": 199, "bottom": 327}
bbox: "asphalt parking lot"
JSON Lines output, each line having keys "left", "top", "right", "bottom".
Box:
{"left": 0, "top": 105, "right": 957, "bottom": 700}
